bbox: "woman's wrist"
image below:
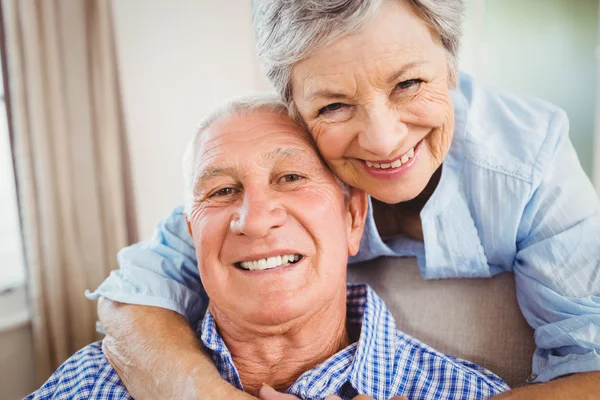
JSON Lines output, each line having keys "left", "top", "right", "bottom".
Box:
{"left": 181, "top": 358, "right": 256, "bottom": 400}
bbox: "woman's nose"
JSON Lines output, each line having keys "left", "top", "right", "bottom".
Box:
{"left": 358, "top": 105, "right": 408, "bottom": 158}
{"left": 230, "top": 189, "right": 286, "bottom": 238}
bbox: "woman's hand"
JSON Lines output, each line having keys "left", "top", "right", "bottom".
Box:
{"left": 258, "top": 385, "right": 407, "bottom": 400}
{"left": 98, "top": 298, "right": 255, "bottom": 400}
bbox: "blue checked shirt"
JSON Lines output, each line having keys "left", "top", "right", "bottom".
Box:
{"left": 87, "top": 73, "right": 600, "bottom": 384}
{"left": 29, "top": 284, "right": 509, "bottom": 400}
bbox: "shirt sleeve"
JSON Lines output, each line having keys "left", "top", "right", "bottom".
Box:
{"left": 514, "top": 109, "right": 600, "bottom": 382}
{"left": 86, "top": 206, "right": 208, "bottom": 325}
{"left": 25, "top": 342, "right": 132, "bottom": 400}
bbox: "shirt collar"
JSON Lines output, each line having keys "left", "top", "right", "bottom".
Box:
{"left": 199, "top": 284, "right": 398, "bottom": 399}
{"left": 419, "top": 74, "right": 491, "bottom": 278}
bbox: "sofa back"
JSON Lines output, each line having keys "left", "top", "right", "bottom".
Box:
{"left": 347, "top": 257, "right": 536, "bottom": 388}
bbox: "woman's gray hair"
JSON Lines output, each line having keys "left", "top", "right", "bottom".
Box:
{"left": 182, "top": 93, "right": 350, "bottom": 215}
{"left": 252, "top": 0, "right": 464, "bottom": 114}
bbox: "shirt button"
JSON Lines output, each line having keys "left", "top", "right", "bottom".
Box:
{"left": 526, "top": 374, "right": 538, "bottom": 383}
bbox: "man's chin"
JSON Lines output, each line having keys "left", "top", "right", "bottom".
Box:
{"left": 243, "top": 300, "right": 313, "bottom": 327}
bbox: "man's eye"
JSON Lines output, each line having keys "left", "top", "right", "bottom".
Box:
{"left": 210, "top": 187, "right": 237, "bottom": 197}
{"left": 280, "top": 174, "right": 305, "bottom": 183}
{"left": 318, "top": 103, "right": 347, "bottom": 116}
{"left": 395, "top": 79, "right": 422, "bottom": 91}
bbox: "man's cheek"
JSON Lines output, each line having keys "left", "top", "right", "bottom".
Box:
{"left": 301, "top": 196, "right": 347, "bottom": 238}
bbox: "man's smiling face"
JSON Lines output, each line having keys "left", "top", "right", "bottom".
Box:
{"left": 186, "top": 109, "right": 366, "bottom": 326}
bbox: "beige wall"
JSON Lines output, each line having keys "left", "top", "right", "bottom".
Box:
{"left": 0, "top": 324, "right": 35, "bottom": 399}
{"left": 0, "top": 286, "right": 35, "bottom": 399}
{"left": 112, "top": 0, "right": 269, "bottom": 238}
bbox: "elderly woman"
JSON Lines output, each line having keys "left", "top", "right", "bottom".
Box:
{"left": 88, "top": 0, "right": 600, "bottom": 399}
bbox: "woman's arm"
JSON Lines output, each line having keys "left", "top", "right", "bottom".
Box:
{"left": 511, "top": 110, "right": 600, "bottom": 384}
{"left": 490, "top": 372, "right": 600, "bottom": 399}
{"left": 98, "top": 298, "right": 255, "bottom": 400}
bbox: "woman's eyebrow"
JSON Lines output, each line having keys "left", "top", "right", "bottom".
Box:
{"left": 303, "top": 61, "right": 427, "bottom": 101}
{"left": 305, "top": 89, "right": 349, "bottom": 102}
{"left": 384, "top": 61, "right": 427, "bottom": 84}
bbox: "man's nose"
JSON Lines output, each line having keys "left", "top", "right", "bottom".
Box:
{"left": 230, "top": 188, "right": 286, "bottom": 238}
{"left": 358, "top": 104, "right": 408, "bottom": 158}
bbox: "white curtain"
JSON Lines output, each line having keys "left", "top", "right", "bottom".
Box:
{"left": 2, "top": 0, "right": 135, "bottom": 384}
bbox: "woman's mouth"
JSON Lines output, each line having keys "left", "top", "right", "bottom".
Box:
{"left": 361, "top": 139, "right": 423, "bottom": 179}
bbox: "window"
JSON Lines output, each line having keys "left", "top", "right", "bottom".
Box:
{"left": 0, "top": 61, "right": 25, "bottom": 293}
{"left": 461, "top": 0, "right": 599, "bottom": 182}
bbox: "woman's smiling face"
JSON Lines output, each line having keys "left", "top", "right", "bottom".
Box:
{"left": 291, "top": 0, "right": 455, "bottom": 204}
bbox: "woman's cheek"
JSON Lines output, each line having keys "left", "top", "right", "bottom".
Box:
{"left": 426, "top": 106, "right": 454, "bottom": 163}
{"left": 409, "top": 87, "right": 452, "bottom": 124}
{"left": 312, "top": 122, "right": 348, "bottom": 161}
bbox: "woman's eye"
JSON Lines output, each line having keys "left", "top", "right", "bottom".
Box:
{"left": 280, "top": 174, "right": 305, "bottom": 183}
{"left": 210, "top": 187, "right": 237, "bottom": 198}
{"left": 317, "top": 102, "right": 353, "bottom": 122}
{"left": 395, "top": 79, "right": 422, "bottom": 91}
{"left": 318, "top": 103, "right": 347, "bottom": 116}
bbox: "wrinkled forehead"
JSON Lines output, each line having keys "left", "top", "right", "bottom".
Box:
{"left": 194, "top": 109, "right": 329, "bottom": 174}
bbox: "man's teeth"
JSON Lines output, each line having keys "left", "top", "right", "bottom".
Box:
{"left": 239, "top": 254, "right": 301, "bottom": 271}
{"left": 366, "top": 147, "right": 415, "bottom": 169}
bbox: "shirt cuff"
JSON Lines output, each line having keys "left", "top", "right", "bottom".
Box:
{"left": 531, "top": 351, "right": 600, "bottom": 383}
{"left": 85, "top": 268, "right": 207, "bottom": 325}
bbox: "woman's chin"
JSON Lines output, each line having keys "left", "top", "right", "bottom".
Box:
{"left": 366, "top": 178, "right": 430, "bottom": 205}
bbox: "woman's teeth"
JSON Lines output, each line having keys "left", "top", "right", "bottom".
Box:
{"left": 365, "top": 147, "right": 415, "bottom": 169}
{"left": 238, "top": 254, "right": 301, "bottom": 271}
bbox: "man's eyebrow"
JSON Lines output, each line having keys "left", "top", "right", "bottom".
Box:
{"left": 262, "top": 146, "right": 311, "bottom": 161}
{"left": 304, "top": 61, "right": 427, "bottom": 101}
{"left": 194, "top": 146, "right": 314, "bottom": 187}
{"left": 195, "top": 165, "right": 237, "bottom": 188}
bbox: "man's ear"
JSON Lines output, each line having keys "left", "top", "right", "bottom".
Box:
{"left": 346, "top": 187, "right": 368, "bottom": 257}
{"left": 186, "top": 217, "right": 193, "bottom": 237}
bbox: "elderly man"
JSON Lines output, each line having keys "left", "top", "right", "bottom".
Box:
{"left": 26, "top": 95, "right": 509, "bottom": 400}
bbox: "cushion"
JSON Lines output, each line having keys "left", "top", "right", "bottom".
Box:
{"left": 347, "top": 257, "right": 535, "bottom": 388}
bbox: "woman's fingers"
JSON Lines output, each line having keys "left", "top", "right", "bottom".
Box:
{"left": 258, "top": 384, "right": 301, "bottom": 400}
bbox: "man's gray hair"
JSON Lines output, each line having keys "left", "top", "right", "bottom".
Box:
{"left": 182, "top": 93, "right": 287, "bottom": 215}
{"left": 182, "top": 93, "right": 350, "bottom": 215}
{"left": 252, "top": 0, "right": 464, "bottom": 114}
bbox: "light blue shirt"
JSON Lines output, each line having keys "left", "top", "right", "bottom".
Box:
{"left": 87, "top": 74, "right": 600, "bottom": 384}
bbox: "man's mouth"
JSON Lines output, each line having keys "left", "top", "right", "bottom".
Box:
{"left": 234, "top": 254, "right": 304, "bottom": 271}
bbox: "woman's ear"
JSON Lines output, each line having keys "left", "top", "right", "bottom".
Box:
{"left": 346, "top": 187, "right": 368, "bottom": 257}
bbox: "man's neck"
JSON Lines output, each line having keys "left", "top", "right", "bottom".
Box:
{"left": 209, "top": 289, "right": 349, "bottom": 396}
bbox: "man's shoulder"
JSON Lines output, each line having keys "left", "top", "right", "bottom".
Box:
{"left": 389, "top": 329, "right": 510, "bottom": 397}
{"left": 25, "top": 341, "right": 132, "bottom": 400}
